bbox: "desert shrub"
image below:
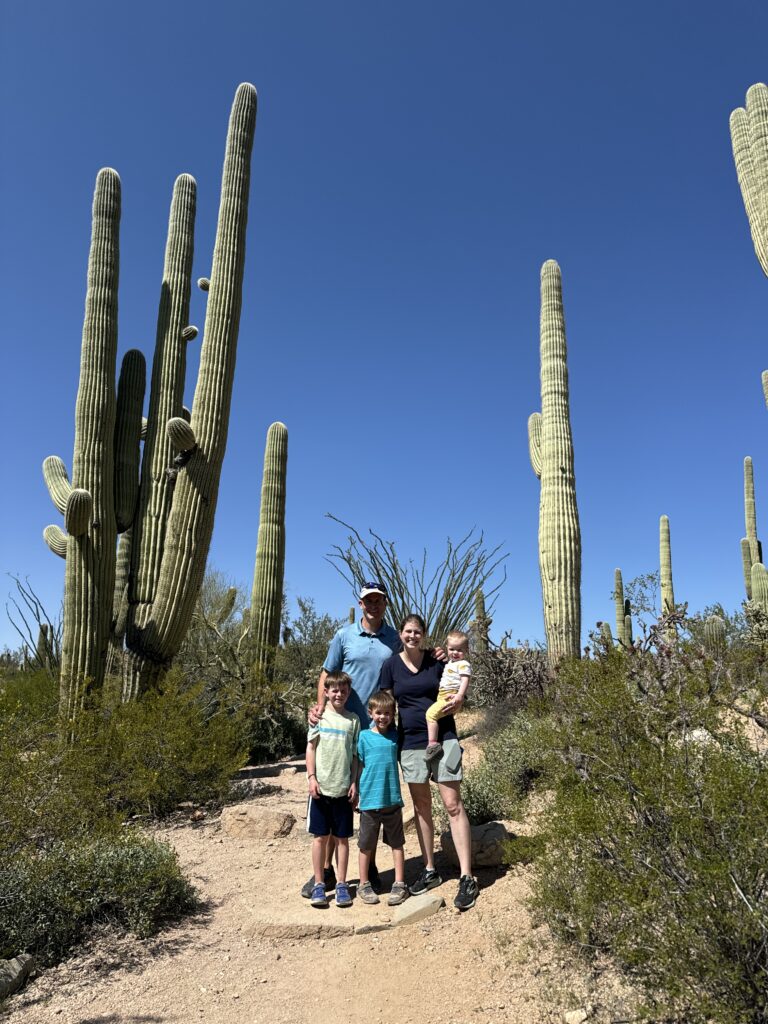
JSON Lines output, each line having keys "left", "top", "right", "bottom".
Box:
{"left": 468, "top": 642, "right": 550, "bottom": 709}
{"left": 460, "top": 711, "right": 546, "bottom": 825}
{"left": 531, "top": 632, "right": 768, "bottom": 1024}
{"left": 0, "top": 833, "right": 196, "bottom": 965}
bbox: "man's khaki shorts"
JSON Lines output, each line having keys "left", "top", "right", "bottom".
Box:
{"left": 400, "top": 739, "right": 463, "bottom": 784}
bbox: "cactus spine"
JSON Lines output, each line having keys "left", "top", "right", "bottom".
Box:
{"left": 123, "top": 84, "right": 257, "bottom": 697}
{"left": 741, "top": 456, "right": 762, "bottom": 599}
{"left": 250, "top": 422, "right": 288, "bottom": 678}
{"left": 528, "top": 260, "right": 581, "bottom": 660}
{"left": 613, "top": 568, "right": 632, "bottom": 648}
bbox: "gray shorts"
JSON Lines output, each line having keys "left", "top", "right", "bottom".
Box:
{"left": 358, "top": 805, "right": 405, "bottom": 850}
{"left": 400, "top": 738, "right": 463, "bottom": 784}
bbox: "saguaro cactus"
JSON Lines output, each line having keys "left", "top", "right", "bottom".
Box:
{"left": 741, "top": 456, "right": 762, "bottom": 599}
{"left": 470, "top": 588, "right": 492, "bottom": 652}
{"left": 660, "top": 515, "right": 675, "bottom": 618}
{"left": 613, "top": 568, "right": 633, "bottom": 649}
{"left": 527, "top": 260, "right": 581, "bottom": 660}
{"left": 250, "top": 421, "right": 288, "bottom": 678}
{"left": 123, "top": 83, "right": 258, "bottom": 697}
{"left": 43, "top": 85, "right": 258, "bottom": 712}
{"left": 730, "top": 84, "right": 768, "bottom": 278}
{"left": 704, "top": 614, "right": 726, "bottom": 656}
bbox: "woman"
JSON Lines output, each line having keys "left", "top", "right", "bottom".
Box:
{"left": 378, "top": 614, "right": 478, "bottom": 911}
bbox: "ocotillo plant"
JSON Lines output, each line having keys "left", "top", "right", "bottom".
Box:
{"left": 741, "top": 456, "right": 762, "bottom": 599}
{"left": 43, "top": 85, "right": 258, "bottom": 713}
{"left": 613, "top": 568, "right": 632, "bottom": 648}
{"left": 730, "top": 84, "right": 768, "bottom": 278}
{"left": 123, "top": 83, "right": 257, "bottom": 698}
{"left": 527, "top": 260, "right": 581, "bottom": 660}
{"left": 250, "top": 422, "right": 288, "bottom": 679}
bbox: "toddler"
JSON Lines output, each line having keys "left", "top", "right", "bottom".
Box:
{"left": 424, "top": 630, "right": 470, "bottom": 764}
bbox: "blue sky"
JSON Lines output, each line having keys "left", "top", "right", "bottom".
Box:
{"left": 2, "top": 1, "right": 768, "bottom": 651}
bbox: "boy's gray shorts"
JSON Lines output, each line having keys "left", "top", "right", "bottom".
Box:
{"left": 399, "top": 739, "right": 463, "bottom": 784}
{"left": 358, "top": 805, "right": 405, "bottom": 850}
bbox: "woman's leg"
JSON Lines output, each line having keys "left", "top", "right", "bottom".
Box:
{"left": 408, "top": 781, "right": 435, "bottom": 869}
{"left": 438, "top": 780, "right": 472, "bottom": 878}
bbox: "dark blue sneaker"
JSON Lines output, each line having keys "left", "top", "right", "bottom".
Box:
{"left": 335, "top": 881, "right": 352, "bottom": 907}
{"left": 409, "top": 867, "right": 442, "bottom": 895}
{"left": 310, "top": 883, "right": 328, "bottom": 908}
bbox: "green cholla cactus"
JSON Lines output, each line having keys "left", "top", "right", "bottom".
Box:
{"left": 42, "top": 86, "right": 258, "bottom": 712}
{"left": 250, "top": 422, "right": 288, "bottom": 678}
{"left": 528, "top": 260, "right": 581, "bottom": 660}
{"left": 704, "top": 614, "right": 726, "bottom": 656}
{"left": 741, "top": 456, "right": 762, "bottom": 599}
{"left": 613, "top": 568, "right": 633, "bottom": 649}
{"left": 470, "top": 588, "right": 492, "bottom": 652}
{"left": 730, "top": 84, "right": 768, "bottom": 278}
{"left": 660, "top": 515, "right": 675, "bottom": 619}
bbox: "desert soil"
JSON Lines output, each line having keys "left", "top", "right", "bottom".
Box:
{"left": 4, "top": 732, "right": 635, "bottom": 1024}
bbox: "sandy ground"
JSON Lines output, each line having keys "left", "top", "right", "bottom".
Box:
{"left": 3, "top": 738, "right": 637, "bottom": 1024}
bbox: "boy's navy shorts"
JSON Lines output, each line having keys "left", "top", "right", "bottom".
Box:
{"left": 307, "top": 794, "right": 354, "bottom": 838}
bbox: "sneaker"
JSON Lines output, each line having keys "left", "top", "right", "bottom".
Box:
{"left": 424, "top": 742, "right": 443, "bottom": 764}
{"left": 335, "top": 881, "right": 352, "bottom": 908}
{"left": 409, "top": 868, "right": 442, "bottom": 895}
{"left": 387, "top": 881, "right": 410, "bottom": 907}
{"left": 368, "top": 862, "right": 382, "bottom": 892}
{"left": 453, "top": 874, "right": 479, "bottom": 911}
{"left": 357, "top": 881, "right": 380, "bottom": 905}
{"left": 301, "top": 865, "right": 336, "bottom": 899}
{"left": 310, "top": 883, "right": 328, "bottom": 908}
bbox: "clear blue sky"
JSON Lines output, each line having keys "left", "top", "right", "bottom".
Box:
{"left": 2, "top": 1, "right": 768, "bottom": 651}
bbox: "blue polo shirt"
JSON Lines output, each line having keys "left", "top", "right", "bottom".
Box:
{"left": 323, "top": 620, "right": 400, "bottom": 726}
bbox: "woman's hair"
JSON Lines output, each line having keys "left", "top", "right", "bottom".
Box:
{"left": 324, "top": 671, "right": 352, "bottom": 689}
{"left": 446, "top": 630, "right": 469, "bottom": 651}
{"left": 368, "top": 689, "right": 396, "bottom": 714}
{"left": 399, "top": 613, "right": 426, "bottom": 633}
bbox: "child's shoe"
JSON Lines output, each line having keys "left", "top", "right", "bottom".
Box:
{"left": 387, "top": 881, "right": 409, "bottom": 906}
{"left": 301, "top": 865, "right": 336, "bottom": 898}
{"left": 310, "top": 883, "right": 329, "bottom": 908}
{"left": 335, "top": 881, "right": 352, "bottom": 907}
{"left": 357, "top": 881, "right": 380, "bottom": 904}
{"left": 424, "top": 742, "right": 443, "bottom": 764}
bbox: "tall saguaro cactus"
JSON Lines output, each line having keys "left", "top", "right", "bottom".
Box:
{"left": 123, "top": 83, "right": 258, "bottom": 697}
{"left": 741, "top": 456, "right": 762, "bottom": 599}
{"left": 527, "top": 260, "right": 582, "bottom": 660}
{"left": 659, "top": 515, "right": 676, "bottom": 644}
{"left": 250, "top": 422, "right": 288, "bottom": 678}
{"left": 43, "top": 85, "right": 258, "bottom": 714}
{"left": 730, "top": 84, "right": 768, "bottom": 278}
{"left": 613, "top": 568, "right": 633, "bottom": 649}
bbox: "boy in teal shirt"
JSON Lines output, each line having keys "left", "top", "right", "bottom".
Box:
{"left": 356, "top": 690, "right": 408, "bottom": 907}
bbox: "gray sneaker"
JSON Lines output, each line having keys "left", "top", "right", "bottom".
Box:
{"left": 357, "top": 881, "right": 380, "bottom": 904}
{"left": 387, "top": 881, "right": 410, "bottom": 906}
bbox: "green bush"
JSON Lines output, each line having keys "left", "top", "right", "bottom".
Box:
{"left": 531, "top": 638, "right": 768, "bottom": 1024}
{"left": 0, "top": 833, "right": 196, "bottom": 965}
{"left": 460, "top": 711, "right": 545, "bottom": 825}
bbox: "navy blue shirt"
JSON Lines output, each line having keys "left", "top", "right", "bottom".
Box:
{"left": 378, "top": 652, "right": 456, "bottom": 751}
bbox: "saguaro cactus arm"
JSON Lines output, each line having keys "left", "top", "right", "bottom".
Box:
{"left": 527, "top": 412, "right": 542, "bottom": 479}
{"left": 43, "top": 524, "right": 68, "bottom": 559}
{"left": 730, "top": 83, "right": 768, "bottom": 277}
{"left": 114, "top": 349, "right": 146, "bottom": 533}
{"left": 250, "top": 421, "right": 288, "bottom": 676}
{"left": 43, "top": 456, "right": 74, "bottom": 515}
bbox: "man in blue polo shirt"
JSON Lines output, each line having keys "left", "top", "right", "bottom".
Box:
{"left": 301, "top": 582, "right": 400, "bottom": 899}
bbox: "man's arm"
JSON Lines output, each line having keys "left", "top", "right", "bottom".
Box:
{"left": 308, "top": 669, "right": 328, "bottom": 726}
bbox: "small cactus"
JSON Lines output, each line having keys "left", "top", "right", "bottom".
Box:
{"left": 742, "top": 456, "right": 763, "bottom": 599}
{"left": 348, "top": 606, "right": 356, "bottom": 624}
{"left": 470, "top": 588, "right": 492, "bottom": 652}
{"left": 704, "top": 614, "right": 726, "bottom": 656}
{"left": 613, "top": 568, "right": 633, "bottom": 649}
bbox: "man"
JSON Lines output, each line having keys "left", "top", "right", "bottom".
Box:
{"left": 301, "top": 582, "right": 400, "bottom": 898}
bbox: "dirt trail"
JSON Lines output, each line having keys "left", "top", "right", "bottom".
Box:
{"left": 5, "top": 750, "right": 633, "bottom": 1024}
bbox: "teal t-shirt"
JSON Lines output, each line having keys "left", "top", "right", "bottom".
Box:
{"left": 357, "top": 725, "right": 403, "bottom": 810}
